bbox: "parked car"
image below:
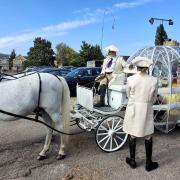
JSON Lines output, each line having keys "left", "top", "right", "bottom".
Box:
{"left": 24, "top": 65, "right": 52, "bottom": 72}
{"left": 65, "top": 67, "right": 101, "bottom": 96}
{"left": 61, "top": 66, "right": 77, "bottom": 71}
{"left": 24, "top": 66, "right": 70, "bottom": 77}
{"left": 38, "top": 67, "right": 70, "bottom": 76}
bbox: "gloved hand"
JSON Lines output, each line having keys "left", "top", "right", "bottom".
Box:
{"left": 95, "top": 74, "right": 105, "bottom": 81}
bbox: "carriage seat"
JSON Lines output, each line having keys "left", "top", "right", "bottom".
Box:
{"left": 108, "top": 85, "right": 126, "bottom": 92}
{"left": 108, "top": 73, "right": 126, "bottom": 92}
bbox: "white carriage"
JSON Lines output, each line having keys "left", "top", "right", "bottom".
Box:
{"left": 71, "top": 45, "right": 180, "bottom": 152}
{"left": 71, "top": 77, "right": 128, "bottom": 153}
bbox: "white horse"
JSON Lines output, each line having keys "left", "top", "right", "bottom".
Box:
{"left": 0, "top": 72, "right": 70, "bottom": 160}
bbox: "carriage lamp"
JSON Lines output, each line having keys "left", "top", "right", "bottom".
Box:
{"left": 149, "top": 17, "right": 174, "bottom": 25}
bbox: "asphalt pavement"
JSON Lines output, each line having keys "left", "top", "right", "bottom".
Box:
{"left": 0, "top": 99, "right": 180, "bottom": 180}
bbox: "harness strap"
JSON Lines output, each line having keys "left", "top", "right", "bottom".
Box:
{"left": 0, "top": 109, "right": 85, "bottom": 135}
{"left": 35, "top": 73, "right": 42, "bottom": 121}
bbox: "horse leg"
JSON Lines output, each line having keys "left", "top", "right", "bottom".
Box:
{"left": 49, "top": 112, "right": 67, "bottom": 160}
{"left": 57, "top": 133, "right": 66, "bottom": 160}
{"left": 37, "top": 112, "right": 54, "bottom": 160}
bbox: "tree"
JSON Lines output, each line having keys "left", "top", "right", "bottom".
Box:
{"left": 91, "top": 44, "right": 104, "bottom": 60}
{"left": 155, "top": 24, "right": 168, "bottom": 45}
{"left": 56, "top": 43, "right": 80, "bottom": 66}
{"left": 9, "top": 49, "right": 16, "bottom": 70}
{"left": 79, "top": 41, "right": 104, "bottom": 66}
{"left": 26, "top": 37, "right": 55, "bottom": 67}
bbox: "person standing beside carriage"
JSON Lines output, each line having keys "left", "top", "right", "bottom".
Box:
{"left": 123, "top": 57, "right": 159, "bottom": 172}
{"left": 94, "top": 45, "right": 127, "bottom": 107}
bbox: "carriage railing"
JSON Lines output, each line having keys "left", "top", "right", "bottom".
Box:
{"left": 153, "top": 84, "right": 180, "bottom": 133}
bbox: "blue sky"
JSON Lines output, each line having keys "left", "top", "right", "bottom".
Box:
{"left": 0, "top": 0, "right": 179, "bottom": 56}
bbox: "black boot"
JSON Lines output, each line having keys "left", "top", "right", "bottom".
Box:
{"left": 145, "top": 137, "right": 159, "bottom": 172}
{"left": 94, "top": 84, "right": 106, "bottom": 107}
{"left": 126, "top": 136, "right": 137, "bottom": 169}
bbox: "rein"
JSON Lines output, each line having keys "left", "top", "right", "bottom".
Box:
{"left": 0, "top": 109, "right": 85, "bottom": 135}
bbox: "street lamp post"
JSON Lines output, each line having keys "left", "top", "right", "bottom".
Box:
{"left": 149, "top": 17, "right": 174, "bottom": 45}
{"left": 149, "top": 17, "right": 173, "bottom": 25}
{"left": 100, "top": 9, "right": 116, "bottom": 50}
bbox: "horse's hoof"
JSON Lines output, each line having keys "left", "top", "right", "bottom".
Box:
{"left": 57, "top": 154, "right": 66, "bottom": 160}
{"left": 37, "top": 155, "right": 46, "bottom": 161}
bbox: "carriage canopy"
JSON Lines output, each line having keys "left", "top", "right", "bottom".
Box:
{"left": 127, "top": 46, "right": 180, "bottom": 133}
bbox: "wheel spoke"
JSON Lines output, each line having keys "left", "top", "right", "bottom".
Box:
{"left": 112, "top": 118, "right": 115, "bottom": 129}
{"left": 110, "top": 137, "right": 113, "bottom": 150}
{"left": 115, "top": 126, "right": 123, "bottom": 132}
{"left": 103, "top": 136, "right": 111, "bottom": 149}
{"left": 98, "top": 126, "right": 108, "bottom": 131}
{"left": 116, "top": 131, "right": 125, "bottom": 134}
{"left": 113, "top": 119, "right": 122, "bottom": 130}
{"left": 116, "top": 135, "right": 124, "bottom": 141}
{"left": 106, "top": 120, "right": 111, "bottom": 130}
{"left": 98, "top": 135, "right": 109, "bottom": 144}
{"left": 97, "top": 132, "right": 109, "bottom": 136}
{"left": 113, "top": 137, "right": 119, "bottom": 147}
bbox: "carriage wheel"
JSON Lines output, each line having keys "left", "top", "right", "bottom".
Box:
{"left": 95, "top": 115, "right": 128, "bottom": 152}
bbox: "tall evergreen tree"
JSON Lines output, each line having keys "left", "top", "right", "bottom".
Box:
{"left": 9, "top": 49, "right": 16, "bottom": 70}
{"left": 26, "top": 37, "right": 55, "bottom": 67}
{"left": 155, "top": 24, "right": 168, "bottom": 45}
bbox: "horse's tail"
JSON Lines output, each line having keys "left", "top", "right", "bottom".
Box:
{"left": 59, "top": 76, "right": 70, "bottom": 144}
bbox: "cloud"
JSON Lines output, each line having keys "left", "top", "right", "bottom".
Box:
{"left": 114, "top": 0, "right": 153, "bottom": 9}
{"left": 73, "top": 8, "right": 90, "bottom": 14}
{"left": 42, "top": 18, "right": 96, "bottom": 32}
{"left": 0, "top": 18, "right": 96, "bottom": 49}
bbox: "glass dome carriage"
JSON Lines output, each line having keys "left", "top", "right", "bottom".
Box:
{"left": 127, "top": 46, "right": 180, "bottom": 133}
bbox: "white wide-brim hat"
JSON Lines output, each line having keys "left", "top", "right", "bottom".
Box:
{"left": 131, "top": 57, "right": 152, "bottom": 67}
{"left": 104, "top": 45, "right": 119, "bottom": 52}
{"left": 123, "top": 64, "right": 137, "bottom": 74}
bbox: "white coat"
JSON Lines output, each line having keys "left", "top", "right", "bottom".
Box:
{"left": 123, "top": 72, "right": 158, "bottom": 137}
{"left": 100, "top": 56, "right": 127, "bottom": 86}
{"left": 101, "top": 56, "right": 126, "bottom": 75}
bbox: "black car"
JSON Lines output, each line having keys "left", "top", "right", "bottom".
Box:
{"left": 38, "top": 67, "right": 70, "bottom": 76}
{"left": 24, "top": 66, "right": 51, "bottom": 72}
{"left": 24, "top": 66, "right": 71, "bottom": 77}
{"left": 65, "top": 67, "right": 101, "bottom": 95}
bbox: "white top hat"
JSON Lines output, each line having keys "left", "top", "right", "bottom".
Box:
{"left": 131, "top": 57, "right": 152, "bottom": 67}
{"left": 123, "top": 64, "right": 137, "bottom": 74}
{"left": 104, "top": 45, "right": 119, "bottom": 52}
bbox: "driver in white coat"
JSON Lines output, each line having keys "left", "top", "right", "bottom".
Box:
{"left": 94, "top": 45, "right": 127, "bottom": 107}
{"left": 123, "top": 57, "right": 159, "bottom": 172}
